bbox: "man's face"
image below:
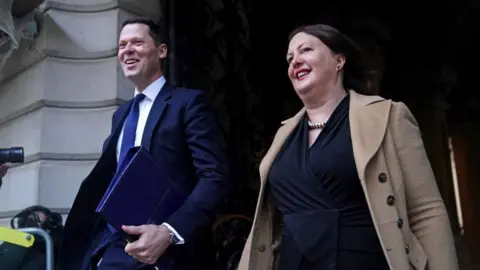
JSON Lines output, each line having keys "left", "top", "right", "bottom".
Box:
{"left": 32, "top": 211, "right": 47, "bottom": 223}
{"left": 20, "top": 211, "right": 47, "bottom": 228}
{"left": 117, "top": 23, "right": 167, "bottom": 86}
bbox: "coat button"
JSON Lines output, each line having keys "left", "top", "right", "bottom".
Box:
{"left": 397, "top": 218, "right": 404, "bottom": 228}
{"left": 386, "top": 195, "right": 395, "bottom": 205}
{"left": 405, "top": 244, "right": 410, "bottom": 254}
{"left": 258, "top": 244, "right": 266, "bottom": 252}
{"left": 378, "top": 173, "right": 387, "bottom": 183}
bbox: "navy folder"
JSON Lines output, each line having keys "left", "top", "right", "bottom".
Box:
{"left": 96, "top": 146, "right": 187, "bottom": 242}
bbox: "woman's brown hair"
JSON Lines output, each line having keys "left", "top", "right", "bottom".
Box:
{"left": 289, "top": 24, "right": 375, "bottom": 95}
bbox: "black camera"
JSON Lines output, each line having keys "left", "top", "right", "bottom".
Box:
{"left": 0, "top": 147, "right": 24, "bottom": 163}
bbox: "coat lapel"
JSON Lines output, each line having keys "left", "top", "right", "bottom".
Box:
{"left": 259, "top": 90, "right": 392, "bottom": 188}
{"left": 141, "top": 83, "right": 173, "bottom": 151}
{"left": 250, "top": 108, "right": 305, "bottom": 270}
{"left": 259, "top": 108, "right": 305, "bottom": 187}
{"left": 348, "top": 90, "right": 391, "bottom": 181}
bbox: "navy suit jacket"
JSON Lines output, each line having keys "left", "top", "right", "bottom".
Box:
{"left": 58, "top": 84, "right": 230, "bottom": 270}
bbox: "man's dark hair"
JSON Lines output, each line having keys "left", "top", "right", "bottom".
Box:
{"left": 121, "top": 17, "right": 165, "bottom": 45}
{"left": 9, "top": 205, "right": 64, "bottom": 259}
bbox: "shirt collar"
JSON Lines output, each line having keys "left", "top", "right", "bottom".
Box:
{"left": 134, "top": 76, "right": 166, "bottom": 101}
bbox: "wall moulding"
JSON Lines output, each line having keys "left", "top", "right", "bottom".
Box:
{"left": 1, "top": 8, "right": 123, "bottom": 82}
{"left": 40, "top": 0, "right": 161, "bottom": 19}
{"left": 1, "top": 0, "right": 163, "bottom": 82}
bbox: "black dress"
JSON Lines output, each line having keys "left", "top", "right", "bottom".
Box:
{"left": 267, "top": 95, "right": 390, "bottom": 270}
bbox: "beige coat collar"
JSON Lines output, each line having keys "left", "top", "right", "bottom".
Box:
{"left": 259, "top": 90, "right": 392, "bottom": 189}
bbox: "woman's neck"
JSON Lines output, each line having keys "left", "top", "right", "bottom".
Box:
{"left": 304, "top": 86, "right": 347, "bottom": 123}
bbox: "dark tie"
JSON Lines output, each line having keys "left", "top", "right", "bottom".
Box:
{"left": 101, "top": 94, "right": 146, "bottom": 239}
{"left": 119, "top": 93, "right": 146, "bottom": 165}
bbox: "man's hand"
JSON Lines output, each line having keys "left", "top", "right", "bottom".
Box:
{"left": 0, "top": 164, "right": 8, "bottom": 178}
{"left": 122, "top": 224, "right": 171, "bottom": 265}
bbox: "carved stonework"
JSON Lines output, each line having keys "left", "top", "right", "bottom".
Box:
{"left": 0, "top": 0, "right": 43, "bottom": 73}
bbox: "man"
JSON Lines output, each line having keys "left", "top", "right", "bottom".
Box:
{"left": 0, "top": 205, "right": 64, "bottom": 270}
{"left": 58, "top": 18, "right": 230, "bottom": 270}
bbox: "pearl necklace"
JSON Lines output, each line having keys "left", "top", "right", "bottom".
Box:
{"left": 307, "top": 92, "right": 348, "bottom": 130}
{"left": 307, "top": 119, "right": 328, "bottom": 130}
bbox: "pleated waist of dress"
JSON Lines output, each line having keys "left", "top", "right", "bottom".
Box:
{"left": 280, "top": 209, "right": 384, "bottom": 262}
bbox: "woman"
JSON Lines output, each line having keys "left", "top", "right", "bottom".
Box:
{"left": 238, "top": 24, "right": 458, "bottom": 270}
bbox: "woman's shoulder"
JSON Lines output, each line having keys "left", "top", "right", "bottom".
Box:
{"left": 350, "top": 91, "right": 414, "bottom": 117}
{"left": 389, "top": 100, "right": 418, "bottom": 127}
{"left": 349, "top": 90, "right": 386, "bottom": 106}
{"left": 350, "top": 90, "right": 412, "bottom": 109}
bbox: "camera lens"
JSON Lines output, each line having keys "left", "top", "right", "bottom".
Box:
{"left": 0, "top": 147, "right": 24, "bottom": 163}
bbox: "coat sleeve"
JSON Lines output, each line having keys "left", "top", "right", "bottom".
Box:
{"left": 391, "top": 102, "right": 458, "bottom": 269}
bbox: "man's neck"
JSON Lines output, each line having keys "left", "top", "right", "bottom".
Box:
{"left": 134, "top": 73, "right": 163, "bottom": 92}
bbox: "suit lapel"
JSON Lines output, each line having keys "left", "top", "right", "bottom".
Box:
{"left": 348, "top": 90, "right": 391, "bottom": 182}
{"left": 104, "top": 100, "right": 132, "bottom": 151}
{"left": 113, "top": 102, "right": 131, "bottom": 134}
{"left": 141, "top": 83, "right": 173, "bottom": 151}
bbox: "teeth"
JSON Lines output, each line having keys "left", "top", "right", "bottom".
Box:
{"left": 297, "top": 71, "right": 309, "bottom": 78}
{"left": 125, "top": 60, "right": 137, "bottom": 64}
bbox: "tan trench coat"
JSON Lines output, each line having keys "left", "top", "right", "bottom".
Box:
{"left": 238, "top": 90, "right": 458, "bottom": 270}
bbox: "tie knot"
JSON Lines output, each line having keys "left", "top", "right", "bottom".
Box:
{"left": 130, "top": 93, "right": 146, "bottom": 112}
{"left": 134, "top": 93, "right": 146, "bottom": 103}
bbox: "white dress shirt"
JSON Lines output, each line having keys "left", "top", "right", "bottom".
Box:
{"left": 116, "top": 76, "right": 184, "bottom": 244}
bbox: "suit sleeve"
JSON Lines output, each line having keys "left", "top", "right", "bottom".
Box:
{"left": 166, "top": 91, "right": 230, "bottom": 241}
{"left": 391, "top": 102, "right": 458, "bottom": 269}
{"left": 102, "top": 111, "right": 117, "bottom": 153}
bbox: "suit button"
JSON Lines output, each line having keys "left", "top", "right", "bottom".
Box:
{"left": 405, "top": 244, "right": 410, "bottom": 254}
{"left": 397, "top": 218, "right": 404, "bottom": 228}
{"left": 386, "top": 195, "right": 395, "bottom": 205}
{"left": 378, "top": 173, "right": 387, "bottom": 183}
{"left": 258, "top": 244, "right": 266, "bottom": 252}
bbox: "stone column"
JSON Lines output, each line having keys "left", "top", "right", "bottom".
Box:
{"left": 0, "top": 0, "right": 161, "bottom": 226}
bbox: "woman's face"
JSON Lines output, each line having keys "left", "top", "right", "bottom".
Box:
{"left": 287, "top": 32, "right": 343, "bottom": 97}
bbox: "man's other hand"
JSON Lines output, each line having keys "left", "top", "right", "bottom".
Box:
{"left": 123, "top": 224, "right": 171, "bottom": 265}
{"left": 0, "top": 164, "right": 8, "bottom": 178}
